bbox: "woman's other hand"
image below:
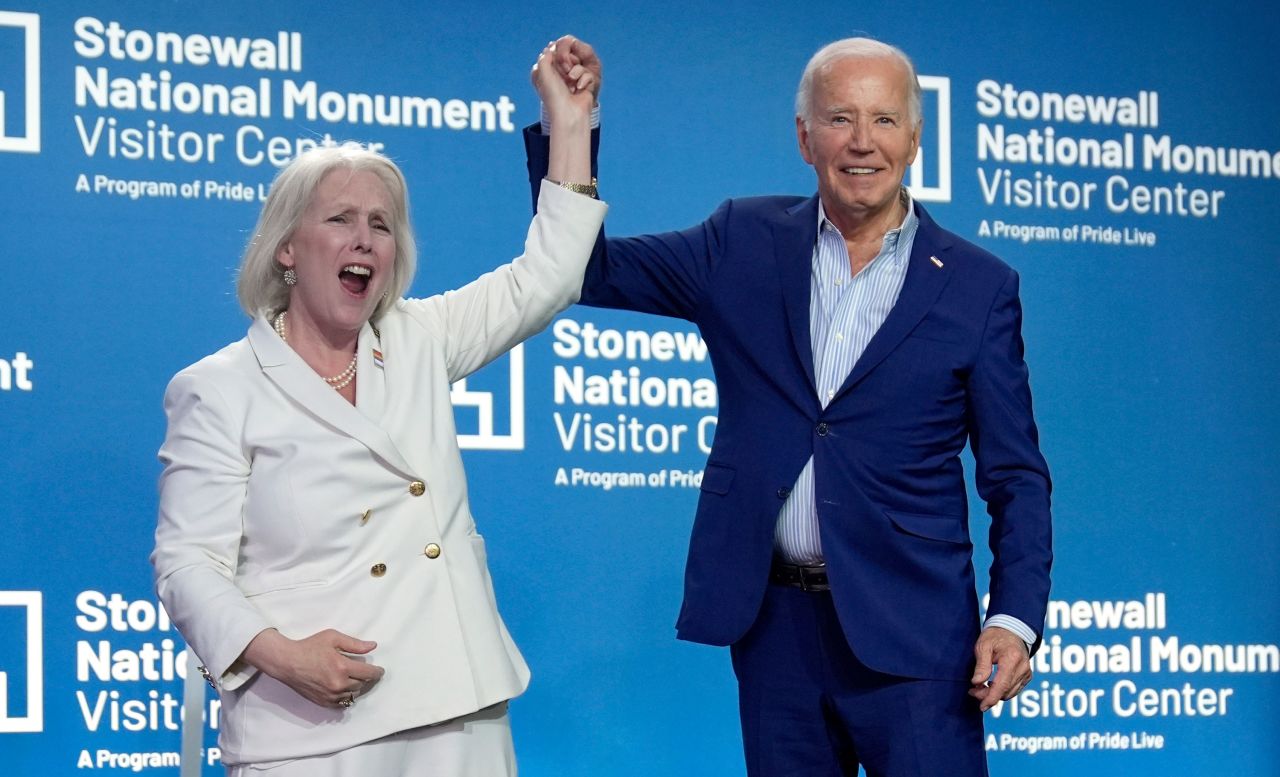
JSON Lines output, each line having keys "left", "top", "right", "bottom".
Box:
{"left": 242, "top": 627, "right": 385, "bottom": 708}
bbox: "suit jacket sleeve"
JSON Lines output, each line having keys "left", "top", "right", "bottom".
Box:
{"left": 524, "top": 122, "right": 720, "bottom": 321}
{"left": 152, "top": 371, "right": 272, "bottom": 690}
{"left": 399, "top": 180, "right": 607, "bottom": 383}
{"left": 969, "top": 268, "right": 1053, "bottom": 647}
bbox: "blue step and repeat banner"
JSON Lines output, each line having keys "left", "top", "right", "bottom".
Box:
{"left": 1, "top": 1, "right": 1277, "bottom": 775}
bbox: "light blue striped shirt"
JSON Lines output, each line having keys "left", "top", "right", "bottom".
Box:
{"left": 773, "top": 192, "right": 1034, "bottom": 648}
{"left": 774, "top": 192, "right": 917, "bottom": 563}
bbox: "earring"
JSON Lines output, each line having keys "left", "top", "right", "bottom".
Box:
{"left": 283, "top": 268, "right": 298, "bottom": 286}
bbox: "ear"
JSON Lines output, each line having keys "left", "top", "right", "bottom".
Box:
{"left": 276, "top": 240, "right": 294, "bottom": 269}
{"left": 796, "top": 115, "right": 815, "bottom": 166}
{"left": 907, "top": 116, "right": 924, "bottom": 166}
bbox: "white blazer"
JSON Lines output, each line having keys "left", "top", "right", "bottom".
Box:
{"left": 152, "top": 183, "right": 607, "bottom": 765}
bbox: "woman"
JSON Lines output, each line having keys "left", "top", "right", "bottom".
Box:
{"left": 151, "top": 43, "right": 603, "bottom": 775}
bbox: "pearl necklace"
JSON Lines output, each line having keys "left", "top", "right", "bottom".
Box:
{"left": 273, "top": 311, "right": 358, "bottom": 391}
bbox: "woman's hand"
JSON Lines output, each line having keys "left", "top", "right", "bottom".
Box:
{"left": 242, "top": 627, "right": 385, "bottom": 709}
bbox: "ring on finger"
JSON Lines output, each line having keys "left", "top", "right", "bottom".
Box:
{"left": 338, "top": 693, "right": 355, "bottom": 709}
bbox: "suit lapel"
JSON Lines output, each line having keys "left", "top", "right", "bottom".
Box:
{"left": 834, "top": 203, "right": 956, "bottom": 398}
{"left": 772, "top": 196, "right": 820, "bottom": 395}
{"left": 247, "top": 316, "right": 418, "bottom": 479}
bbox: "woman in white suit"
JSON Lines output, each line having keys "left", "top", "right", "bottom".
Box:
{"left": 151, "top": 42, "right": 604, "bottom": 775}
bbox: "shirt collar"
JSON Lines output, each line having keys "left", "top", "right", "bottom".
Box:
{"left": 817, "top": 188, "right": 917, "bottom": 251}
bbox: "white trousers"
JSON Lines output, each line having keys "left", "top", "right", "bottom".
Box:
{"left": 227, "top": 703, "right": 515, "bottom": 777}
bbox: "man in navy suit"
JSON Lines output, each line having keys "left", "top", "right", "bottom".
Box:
{"left": 527, "top": 36, "right": 1052, "bottom": 776}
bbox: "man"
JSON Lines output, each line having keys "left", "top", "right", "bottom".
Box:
{"left": 528, "top": 36, "right": 1052, "bottom": 776}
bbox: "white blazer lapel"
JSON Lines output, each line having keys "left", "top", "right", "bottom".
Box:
{"left": 247, "top": 316, "right": 417, "bottom": 479}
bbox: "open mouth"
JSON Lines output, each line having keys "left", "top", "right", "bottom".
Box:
{"left": 842, "top": 167, "right": 879, "bottom": 176}
{"left": 339, "top": 264, "right": 374, "bottom": 296}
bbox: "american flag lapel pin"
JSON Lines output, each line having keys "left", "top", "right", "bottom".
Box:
{"left": 930, "top": 255, "right": 944, "bottom": 268}
{"left": 372, "top": 348, "right": 384, "bottom": 369}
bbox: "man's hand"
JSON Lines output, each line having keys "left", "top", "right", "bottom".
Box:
{"left": 547, "top": 34, "right": 602, "bottom": 104}
{"left": 531, "top": 37, "right": 598, "bottom": 127}
{"left": 968, "top": 626, "right": 1032, "bottom": 712}
{"left": 242, "top": 627, "right": 384, "bottom": 709}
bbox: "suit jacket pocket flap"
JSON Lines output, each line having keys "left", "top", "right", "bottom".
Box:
{"left": 886, "top": 510, "right": 969, "bottom": 545}
{"left": 908, "top": 314, "right": 965, "bottom": 344}
{"left": 700, "top": 464, "right": 736, "bottom": 495}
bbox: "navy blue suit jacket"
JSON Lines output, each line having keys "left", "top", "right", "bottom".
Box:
{"left": 526, "top": 127, "right": 1052, "bottom": 680}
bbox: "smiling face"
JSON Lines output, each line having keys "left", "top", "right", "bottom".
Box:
{"left": 276, "top": 168, "right": 396, "bottom": 340}
{"left": 797, "top": 55, "right": 921, "bottom": 236}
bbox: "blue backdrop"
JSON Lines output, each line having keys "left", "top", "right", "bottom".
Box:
{"left": 1, "top": 1, "right": 1277, "bottom": 774}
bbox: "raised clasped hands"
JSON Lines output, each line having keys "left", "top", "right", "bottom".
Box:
{"left": 531, "top": 34, "right": 602, "bottom": 126}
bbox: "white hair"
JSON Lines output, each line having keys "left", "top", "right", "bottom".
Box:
{"left": 795, "top": 37, "right": 923, "bottom": 129}
{"left": 236, "top": 142, "right": 417, "bottom": 320}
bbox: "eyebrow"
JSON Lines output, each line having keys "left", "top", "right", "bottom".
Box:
{"left": 329, "top": 201, "right": 391, "bottom": 217}
{"left": 823, "top": 106, "right": 902, "bottom": 117}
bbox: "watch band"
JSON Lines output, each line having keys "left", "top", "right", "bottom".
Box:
{"left": 546, "top": 176, "right": 599, "bottom": 199}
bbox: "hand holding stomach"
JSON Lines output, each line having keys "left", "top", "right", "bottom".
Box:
{"left": 243, "top": 627, "right": 385, "bottom": 708}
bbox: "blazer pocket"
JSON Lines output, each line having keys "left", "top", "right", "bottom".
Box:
{"left": 240, "top": 580, "right": 335, "bottom": 641}
{"left": 886, "top": 510, "right": 970, "bottom": 545}
{"left": 906, "top": 330, "right": 961, "bottom": 346}
{"left": 700, "top": 463, "right": 736, "bottom": 495}
{"left": 241, "top": 578, "right": 330, "bottom": 599}
{"left": 906, "top": 318, "right": 964, "bottom": 345}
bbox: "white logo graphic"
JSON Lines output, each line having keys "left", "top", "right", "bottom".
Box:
{"left": 451, "top": 344, "right": 525, "bottom": 450}
{"left": 909, "top": 75, "right": 951, "bottom": 203}
{"left": 0, "top": 11, "right": 39, "bottom": 153}
{"left": 0, "top": 591, "right": 43, "bottom": 733}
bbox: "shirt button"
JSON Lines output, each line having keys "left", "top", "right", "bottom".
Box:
{"left": 835, "top": 332, "right": 845, "bottom": 342}
{"left": 776, "top": 487, "right": 792, "bottom": 499}
{"left": 409, "top": 481, "right": 426, "bottom": 496}
{"left": 816, "top": 422, "right": 830, "bottom": 436}
{"left": 826, "top": 389, "right": 835, "bottom": 400}
{"left": 370, "top": 563, "right": 387, "bottom": 578}
{"left": 424, "top": 543, "right": 441, "bottom": 559}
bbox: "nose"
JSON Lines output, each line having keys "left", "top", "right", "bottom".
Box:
{"left": 352, "top": 222, "right": 372, "bottom": 252}
{"left": 845, "top": 117, "right": 873, "bottom": 152}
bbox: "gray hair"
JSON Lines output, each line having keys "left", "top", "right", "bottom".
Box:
{"left": 795, "top": 37, "right": 923, "bottom": 129}
{"left": 236, "top": 142, "right": 417, "bottom": 320}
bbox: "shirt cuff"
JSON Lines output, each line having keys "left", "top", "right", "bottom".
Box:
{"left": 540, "top": 102, "right": 601, "bottom": 135}
{"left": 983, "top": 614, "right": 1036, "bottom": 652}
